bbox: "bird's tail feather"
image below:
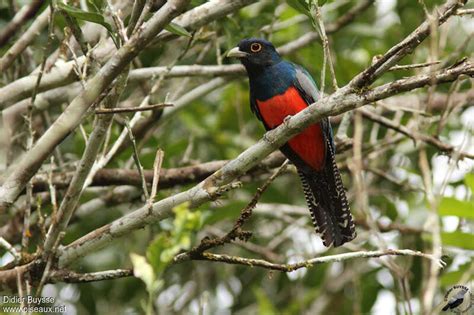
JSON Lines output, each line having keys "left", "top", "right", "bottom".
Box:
{"left": 298, "top": 139, "right": 356, "bottom": 247}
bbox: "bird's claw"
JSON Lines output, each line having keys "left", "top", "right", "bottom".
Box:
{"left": 283, "top": 115, "right": 292, "bottom": 126}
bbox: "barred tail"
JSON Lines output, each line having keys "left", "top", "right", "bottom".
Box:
{"left": 298, "top": 139, "right": 356, "bottom": 247}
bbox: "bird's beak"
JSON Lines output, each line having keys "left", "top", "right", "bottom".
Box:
{"left": 226, "top": 47, "right": 248, "bottom": 58}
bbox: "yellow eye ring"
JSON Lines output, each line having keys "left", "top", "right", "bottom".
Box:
{"left": 250, "top": 43, "right": 262, "bottom": 53}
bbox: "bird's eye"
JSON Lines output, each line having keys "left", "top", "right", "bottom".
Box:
{"left": 250, "top": 43, "right": 262, "bottom": 53}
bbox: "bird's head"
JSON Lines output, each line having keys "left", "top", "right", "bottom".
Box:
{"left": 227, "top": 38, "right": 282, "bottom": 70}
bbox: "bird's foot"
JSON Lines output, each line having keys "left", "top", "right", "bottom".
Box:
{"left": 283, "top": 115, "right": 292, "bottom": 126}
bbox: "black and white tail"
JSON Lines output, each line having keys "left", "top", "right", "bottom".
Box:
{"left": 298, "top": 139, "right": 356, "bottom": 247}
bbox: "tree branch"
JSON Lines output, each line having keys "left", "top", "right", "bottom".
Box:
{"left": 49, "top": 268, "right": 133, "bottom": 283}
{"left": 173, "top": 249, "right": 445, "bottom": 272}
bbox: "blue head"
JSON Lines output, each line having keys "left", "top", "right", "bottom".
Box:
{"left": 227, "top": 38, "right": 282, "bottom": 75}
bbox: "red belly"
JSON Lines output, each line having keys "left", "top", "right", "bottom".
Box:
{"left": 256, "top": 86, "right": 325, "bottom": 170}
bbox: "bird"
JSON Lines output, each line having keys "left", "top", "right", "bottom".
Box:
{"left": 227, "top": 38, "right": 356, "bottom": 247}
{"left": 442, "top": 287, "right": 470, "bottom": 312}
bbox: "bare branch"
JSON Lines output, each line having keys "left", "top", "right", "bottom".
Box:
{"left": 148, "top": 149, "right": 165, "bottom": 206}
{"left": 30, "top": 152, "right": 286, "bottom": 191}
{"left": 389, "top": 61, "right": 441, "bottom": 71}
{"left": 174, "top": 249, "right": 445, "bottom": 272}
{"left": 50, "top": 268, "right": 133, "bottom": 283}
{"left": 95, "top": 103, "right": 173, "bottom": 114}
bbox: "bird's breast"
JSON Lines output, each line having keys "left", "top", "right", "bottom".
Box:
{"left": 256, "top": 86, "right": 326, "bottom": 170}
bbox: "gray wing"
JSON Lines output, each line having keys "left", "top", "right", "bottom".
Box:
{"left": 292, "top": 63, "right": 336, "bottom": 151}
{"left": 293, "top": 64, "right": 319, "bottom": 104}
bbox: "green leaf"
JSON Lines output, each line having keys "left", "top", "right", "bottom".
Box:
{"left": 57, "top": 2, "right": 109, "bottom": 28}
{"left": 56, "top": 2, "right": 119, "bottom": 47}
{"left": 441, "top": 232, "right": 474, "bottom": 250}
{"left": 146, "top": 202, "right": 202, "bottom": 275}
{"left": 165, "top": 22, "right": 192, "bottom": 37}
{"left": 286, "top": 0, "right": 311, "bottom": 17}
{"left": 439, "top": 197, "right": 474, "bottom": 220}
{"left": 130, "top": 253, "right": 158, "bottom": 293}
{"left": 146, "top": 234, "right": 171, "bottom": 275}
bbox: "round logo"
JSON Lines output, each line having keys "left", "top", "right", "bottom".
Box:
{"left": 442, "top": 285, "right": 473, "bottom": 314}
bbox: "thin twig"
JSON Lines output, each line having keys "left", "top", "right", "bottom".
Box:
{"left": 127, "top": 0, "right": 147, "bottom": 37}
{"left": 312, "top": 1, "right": 338, "bottom": 91}
{"left": 456, "top": 8, "right": 474, "bottom": 16}
{"left": 125, "top": 119, "right": 149, "bottom": 200}
{"left": 389, "top": 61, "right": 441, "bottom": 71}
{"left": 36, "top": 232, "right": 64, "bottom": 297}
{"left": 148, "top": 149, "right": 165, "bottom": 207}
{"left": 50, "top": 268, "right": 133, "bottom": 283}
{"left": 350, "top": 0, "right": 466, "bottom": 88}
{"left": 21, "top": 4, "right": 55, "bottom": 256}
{"left": 174, "top": 249, "right": 445, "bottom": 272}
{"left": 95, "top": 103, "right": 173, "bottom": 114}
{"left": 41, "top": 70, "right": 129, "bottom": 260}
{"left": 419, "top": 148, "right": 442, "bottom": 313}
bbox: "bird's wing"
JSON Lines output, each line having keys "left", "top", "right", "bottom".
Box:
{"left": 293, "top": 64, "right": 319, "bottom": 103}
{"left": 292, "top": 64, "right": 335, "bottom": 152}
